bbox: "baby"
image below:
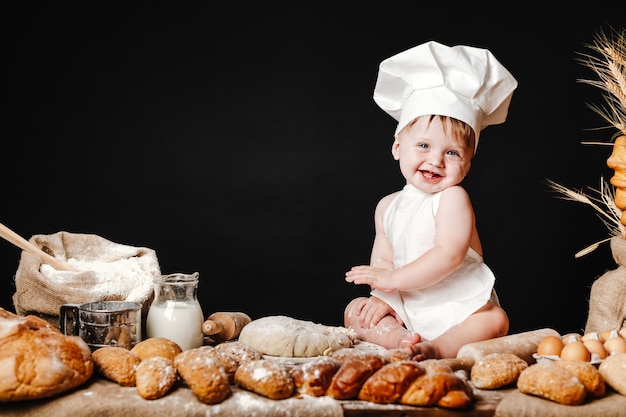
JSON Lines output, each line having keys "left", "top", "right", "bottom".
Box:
{"left": 344, "top": 41, "right": 518, "bottom": 360}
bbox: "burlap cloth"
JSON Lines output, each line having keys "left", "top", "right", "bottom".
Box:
{"left": 584, "top": 236, "right": 626, "bottom": 334}
{"left": 3, "top": 376, "right": 624, "bottom": 417}
{"left": 12, "top": 231, "right": 160, "bottom": 328}
{"left": 494, "top": 389, "right": 626, "bottom": 417}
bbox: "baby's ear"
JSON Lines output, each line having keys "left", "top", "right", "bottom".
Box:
{"left": 391, "top": 139, "right": 400, "bottom": 160}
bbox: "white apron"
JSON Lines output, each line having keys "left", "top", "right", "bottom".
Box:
{"left": 372, "top": 184, "right": 498, "bottom": 341}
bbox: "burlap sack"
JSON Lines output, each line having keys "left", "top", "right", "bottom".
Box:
{"left": 12, "top": 231, "right": 160, "bottom": 329}
{"left": 584, "top": 236, "right": 626, "bottom": 334}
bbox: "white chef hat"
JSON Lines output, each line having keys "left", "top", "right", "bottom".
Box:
{"left": 373, "top": 41, "right": 518, "bottom": 149}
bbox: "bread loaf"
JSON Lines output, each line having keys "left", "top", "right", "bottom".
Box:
{"left": 130, "top": 337, "right": 182, "bottom": 361}
{"left": 357, "top": 360, "right": 425, "bottom": 404}
{"left": 598, "top": 352, "right": 626, "bottom": 396}
{"left": 420, "top": 358, "right": 455, "bottom": 374}
{"left": 175, "top": 347, "right": 231, "bottom": 404}
{"left": 290, "top": 356, "right": 342, "bottom": 397}
{"left": 0, "top": 308, "right": 94, "bottom": 402}
{"left": 214, "top": 340, "right": 263, "bottom": 366}
{"left": 234, "top": 359, "right": 294, "bottom": 400}
{"left": 92, "top": 346, "right": 140, "bottom": 387}
{"left": 325, "top": 354, "right": 386, "bottom": 399}
{"left": 135, "top": 356, "right": 178, "bottom": 400}
{"left": 470, "top": 353, "right": 528, "bottom": 389}
{"left": 400, "top": 367, "right": 473, "bottom": 408}
{"left": 517, "top": 362, "right": 586, "bottom": 405}
{"left": 329, "top": 348, "right": 386, "bottom": 365}
{"left": 554, "top": 359, "right": 605, "bottom": 398}
{"left": 186, "top": 345, "right": 239, "bottom": 384}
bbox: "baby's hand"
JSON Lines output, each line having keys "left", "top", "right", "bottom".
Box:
{"left": 345, "top": 266, "right": 395, "bottom": 292}
{"left": 354, "top": 296, "right": 401, "bottom": 329}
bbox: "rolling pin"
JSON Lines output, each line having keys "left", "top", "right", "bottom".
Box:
{"left": 440, "top": 327, "right": 560, "bottom": 372}
{"left": 202, "top": 312, "right": 252, "bottom": 342}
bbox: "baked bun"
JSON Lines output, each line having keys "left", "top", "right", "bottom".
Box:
{"left": 130, "top": 337, "right": 182, "bottom": 361}
{"left": 92, "top": 346, "right": 140, "bottom": 387}
{"left": 234, "top": 359, "right": 294, "bottom": 400}
{"left": 135, "top": 356, "right": 178, "bottom": 400}
{"left": 175, "top": 347, "right": 231, "bottom": 404}
{"left": 290, "top": 356, "right": 342, "bottom": 397}
{"left": 0, "top": 308, "right": 94, "bottom": 402}
{"left": 186, "top": 345, "right": 238, "bottom": 384}
{"left": 358, "top": 360, "right": 425, "bottom": 404}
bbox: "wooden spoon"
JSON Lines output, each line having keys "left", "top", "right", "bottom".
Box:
{"left": 0, "top": 223, "right": 76, "bottom": 271}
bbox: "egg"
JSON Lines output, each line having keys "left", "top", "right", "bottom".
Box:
{"left": 559, "top": 340, "right": 591, "bottom": 362}
{"left": 583, "top": 338, "right": 608, "bottom": 359}
{"left": 561, "top": 333, "right": 582, "bottom": 344}
{"left": 537, "top": 335, "right": 564, "bottom": 356}
{"left": 599, "top": 328, "right": 614, "bottom": 342}
{"left": 604, "top": 334, "right": 626, "bottom": 354}
{"left": 581, "top": 332, "right": 599, "bottom": 342}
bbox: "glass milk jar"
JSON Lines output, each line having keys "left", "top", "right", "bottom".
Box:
{"left": 146, "top": 272, "right": 204, "bottom": 350}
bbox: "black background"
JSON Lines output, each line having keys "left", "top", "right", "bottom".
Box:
{"left": 1, "top": 4, "right": 624, "bottom": 337}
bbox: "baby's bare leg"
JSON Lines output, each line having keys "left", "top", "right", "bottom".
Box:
{"left": 411, "top": 302, "right": 509, "bottom": 360}
{"left": 344, "top": 297, "right": 421, "bottom": 350}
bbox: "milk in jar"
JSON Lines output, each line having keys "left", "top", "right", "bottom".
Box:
{"left": 146, "top": 272, "right": 204, "bottom": 350}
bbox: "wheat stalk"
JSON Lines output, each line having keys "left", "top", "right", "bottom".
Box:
{"left": 546, "top": 178, "right": 624, "bottom": 257}
{"left": 548, "top": 28, "right": 626, "bottom": 257}
{"left": 577, "top": 27, "right": 626, "bottom": 137}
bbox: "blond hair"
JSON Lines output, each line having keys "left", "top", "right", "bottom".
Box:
{"left": 404, "top": 115, "right": 476, "bottom": 155}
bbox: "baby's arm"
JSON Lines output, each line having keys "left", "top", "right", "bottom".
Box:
{"left": 345, "top": 193, "right": 396, "bottom": 291}
{"left": 390, "top": 185, "right": 474, "bottom": 290}
{"left": 369, "top": 193, "right": 396, "bottom": 270}
{"left": 346, "top": 186, "right": 474, "bottom": 292}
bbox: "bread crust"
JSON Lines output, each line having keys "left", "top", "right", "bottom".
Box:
{"left": 517, "top": 362, "right": 586, "bottom": 405}
{"left": 92, "top": 346, "right": 140, "bottom": 387}
{"left": 290, "top": 356, "right": 342, "bottom": 397}
{"left": 400, "top": 371, "right": 473, "bottom": 408}
{"left": 358, "top": 360, "right": 425, "bottom": 403}
{"left": 135, "top": 356, "right": 178, "bottom": 400}
{"left": 0, "top": 308, "right": 93, "bottom": 402}
{"left": 325, "top": 354, "right": 386, "bottom": 399}
{"left": 185, "top": 345, "right": 239, "bottom": 384}
{"left": 555, "top": 359, "right": 605, "bottom": 398}
{"left": 234, "top": 359, "right": 294, "bottom": 400}
{"left": 214, "top": 340, "right": 263, "bottom": 365}
{"left": 130, "top": 337, "right": 182, "bottom": 361}
{"left": 175, "top": 347, "right": 231, "bottom": 404}
{"left": 470, "top": 353, "right": 528, "bottom": 389}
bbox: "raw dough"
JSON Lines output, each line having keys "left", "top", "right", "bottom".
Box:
{"left": 237, "top": 315, "right": 356, "bottom": 357}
